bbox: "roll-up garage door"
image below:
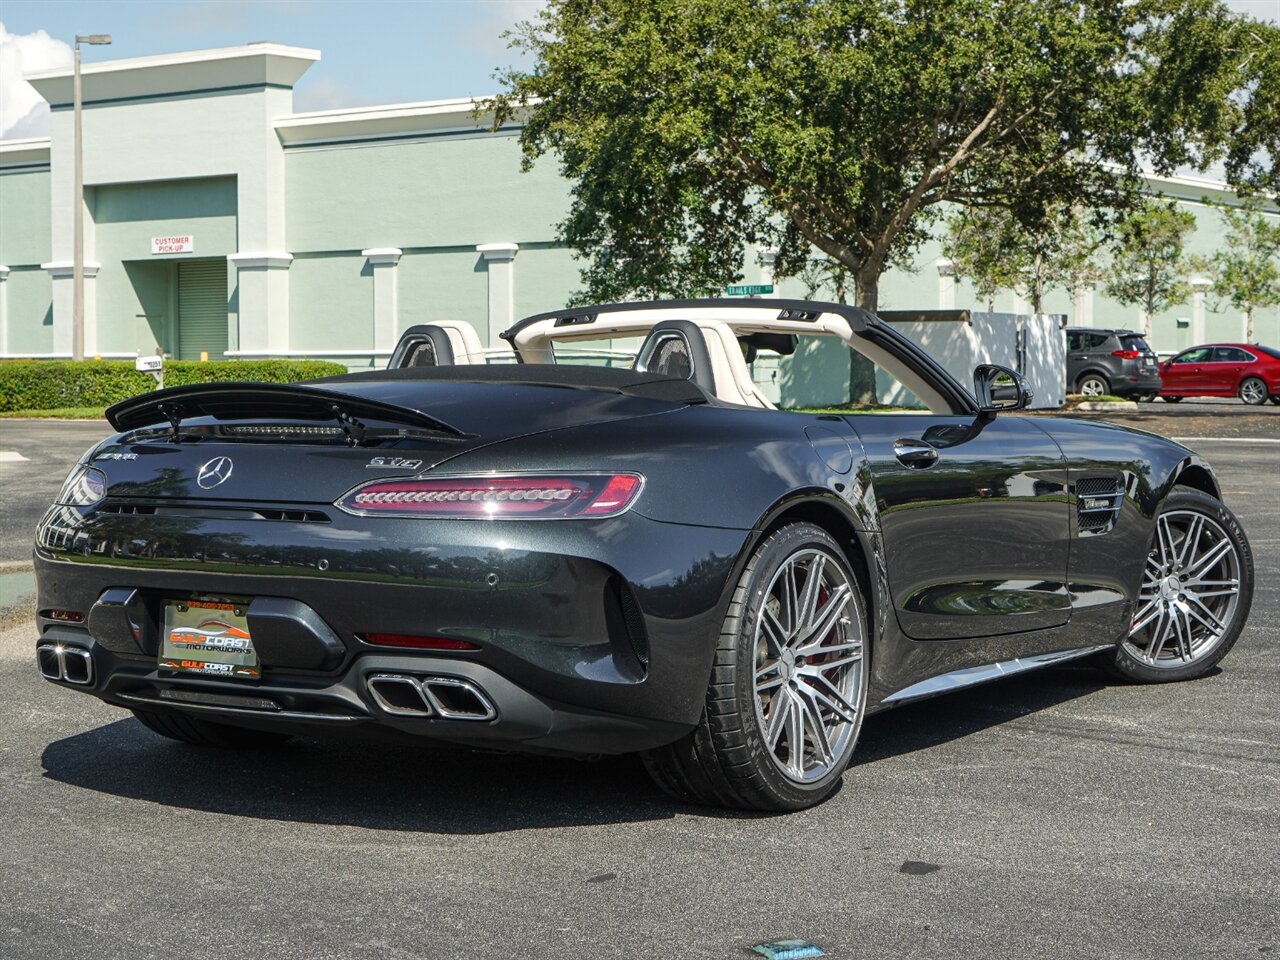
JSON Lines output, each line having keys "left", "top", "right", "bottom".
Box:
{"left": 177, "top": 259, "right": 229, "bottom": 360}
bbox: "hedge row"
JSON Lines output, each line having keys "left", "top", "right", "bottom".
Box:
{"left": 0, "top": 359, "right": 349, "bottom": 412}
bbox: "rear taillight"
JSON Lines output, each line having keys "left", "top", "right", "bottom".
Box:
{"left": 1111, "top": 350, "right": 1141, "bottom": 360}
{"left": 55, "top": 464, "right": 107, "bottom": 507}
{"left": 336, "top": 474, "right": 643, "bottom": 519}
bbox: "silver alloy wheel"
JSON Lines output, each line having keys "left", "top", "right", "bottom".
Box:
{"left": 1079, "top": 376, "right": 1107, "bottom": 397}
{"left": 1239, "top": 378, "right": 1266, "bottom": 405}
{"left": 1126, "top": 510, "right": 1242, "bottom": 668}
{"left": 753, "top": 549, "right": 865, "bottom": 783}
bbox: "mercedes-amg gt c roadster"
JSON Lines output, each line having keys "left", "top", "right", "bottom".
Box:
{"left": 34, "top": 300, "right": 1254, "bottom": 811}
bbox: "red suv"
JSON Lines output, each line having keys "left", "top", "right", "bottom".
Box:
{"left": 1159, "top": 343, "right": 1280, "bottom": 405}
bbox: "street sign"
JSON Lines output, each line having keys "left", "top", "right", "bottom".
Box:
{"left": 724, "top": 284, "right": 774, "bottom": 296}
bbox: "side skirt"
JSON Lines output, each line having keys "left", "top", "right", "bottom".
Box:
{"left": 876, "top": 643, "right": 1115, "bottom": 708}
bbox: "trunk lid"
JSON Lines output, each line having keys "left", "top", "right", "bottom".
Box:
{"left": 91, "top": 375, "right": 684, "bottom": 504}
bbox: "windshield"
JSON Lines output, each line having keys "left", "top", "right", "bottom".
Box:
{"left": 1252, "top": 345, "right": 1280, "bottom": 361}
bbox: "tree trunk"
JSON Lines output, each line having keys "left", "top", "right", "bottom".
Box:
{"left": 850, "top": 270, "right": 879, "bottom": 405}
{"left": 1244, "top": 308, "right": 1254, "bottom": 343}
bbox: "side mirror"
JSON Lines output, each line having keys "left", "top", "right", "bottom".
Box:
{"left": 973, "top": 364, "right": 1033, "bottom": 415}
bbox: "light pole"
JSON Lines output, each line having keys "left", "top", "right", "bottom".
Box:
{"left": 72, "top": 33, "right": 111, "bottom": 361}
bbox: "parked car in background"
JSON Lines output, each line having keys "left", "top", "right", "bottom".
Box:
{"left": 1066, "top": 328, "right": 1163, "bottom": 400}
{"left": 1158, "top": 344, "right": 1280, "bottom": 406}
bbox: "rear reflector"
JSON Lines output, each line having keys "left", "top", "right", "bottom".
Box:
{"left": 360, "top": 633, "right": 481, "bottom": 651}
{"left": 336, "top": 474, "right": 642, "bottom": 519}
{"left": 41, "top": 609, "right": 85, "bottom": 623}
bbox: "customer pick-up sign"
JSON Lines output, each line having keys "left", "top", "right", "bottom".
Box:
{"left": 151, "top": 235, "right": 194, "bottom": 254}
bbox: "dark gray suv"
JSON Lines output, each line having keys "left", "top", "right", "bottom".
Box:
{"left": 1066, "top": 327, "right": 1163, "bottom": 399}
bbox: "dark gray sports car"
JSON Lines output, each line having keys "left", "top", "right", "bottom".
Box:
{"left": 33, "top": 300, "right": 1254, "bottom": 811}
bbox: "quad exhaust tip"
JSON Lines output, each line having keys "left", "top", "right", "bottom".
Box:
{"left": 36, "top": 643, "right": 94, "bottom": 685}
{"left": 366, "top": 673, "right": 497, "bottom": 721}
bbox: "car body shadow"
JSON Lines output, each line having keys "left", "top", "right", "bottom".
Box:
{"left": 41, "top": 663, "right": 1125, "bottom": 833}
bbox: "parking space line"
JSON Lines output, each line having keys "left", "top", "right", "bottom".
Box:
{"left": 0, "top": 451, "right": 30, "bottom": 462}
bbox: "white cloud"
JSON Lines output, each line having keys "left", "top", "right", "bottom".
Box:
{"left": 292, "top": 75, "right": 388, "bottom": 113}
{"left": 0, "top": 22, "right": 72, "bottom": 139}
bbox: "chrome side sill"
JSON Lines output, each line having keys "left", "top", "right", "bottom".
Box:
{"left": 880, "top": 644, "right": 1115, "bottom": 706}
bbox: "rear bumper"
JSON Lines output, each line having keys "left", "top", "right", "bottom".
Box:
{"left": 1114, "top": 372, "right": 1163, "bottom": 394}
{"left": 33, "top": 505, "right": 751, "bottom": 754}
{"left": 35, "top": 626, "right": 688, "bottom": 754}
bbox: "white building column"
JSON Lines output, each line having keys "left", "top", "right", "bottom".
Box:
{"left": 477, "top": 243, "right": 519, "bottom": 345}
{"left": 42, "top": 260, "right": 100, "bottom": 356}
{"left": 0, "top": 266, "right": 9, "bottom": 354}
{"left": 1189, "top": 277, "right": 1211, "bottom": 345}
{"left": 935, "top": 257, "right": 956, "bottom": 310}
{"left": 760, "top": 247, "right": 779, "bottom": 287}
{"left": 228, "top": 252, "right": 292, "bottom": 356}
{"left": 362, "top": 248, "right": 402, "bottom": 352}
{"left": 1072, "top": 283, "right": 1095, "bottom": 328}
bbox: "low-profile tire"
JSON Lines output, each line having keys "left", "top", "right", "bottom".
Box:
{"left": 1162, "top": 395, "right": 1183, "bottom": 403}
{"left": 1076, "top": 373, "right": 1110, "bottom": 397}
{"left": 1238, "top": 377, "right": 1267, "bottom": 405}
{"left": 1271, "top": 395, "right": 1280, "bottom": 406}
{"left": 641, "top": 522, "right": 869, "bottom": 811}
{"left": 1101, "top": 488, "right": 1253, "bottom": 684}
{"left": 131, "top": 708, "right": 292, "bottom": 749}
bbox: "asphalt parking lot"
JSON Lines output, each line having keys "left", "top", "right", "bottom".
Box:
{"left": 0, "top": 406, "right": 1276, "bottom": 960}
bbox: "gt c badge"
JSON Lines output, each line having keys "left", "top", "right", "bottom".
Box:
{"left": 196, "top": 456, "right": 234, "bottom": 489}
{"left": 367, "top": 457, "right": 424, "bottom": 470}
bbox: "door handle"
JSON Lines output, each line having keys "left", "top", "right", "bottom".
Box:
{"left": 893, "top": 439, "right": 939, "bottom": 469}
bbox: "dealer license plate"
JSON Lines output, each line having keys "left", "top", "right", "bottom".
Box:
{"left": 159, "top": 597, "right": 261, "bottom": 680}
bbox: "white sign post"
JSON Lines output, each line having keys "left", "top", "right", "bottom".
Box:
{"left": 136, "top": 352, "right": 164, "bottom": 389}
{"left": 151, "top": 235, "right": 193, "bottom": 255}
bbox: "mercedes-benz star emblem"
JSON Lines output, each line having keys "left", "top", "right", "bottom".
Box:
{"left": 196, "top": 456, "right": 234, "bottom": 490}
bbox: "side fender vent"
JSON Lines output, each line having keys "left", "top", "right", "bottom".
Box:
{"left": 1075, "top": 476, "right": 1123, "bottom": 534}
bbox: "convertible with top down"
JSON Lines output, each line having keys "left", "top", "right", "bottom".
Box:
{"left": 33, "top": 299, "right": 1254, "bottom": 811}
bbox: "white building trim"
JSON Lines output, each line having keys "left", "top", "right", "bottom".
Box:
{"left": 477, "top": 243, "right": 519, "bottom": 345}
{"left": 0, "top": 265, "right": 8, "bottom": 354}
{"left": 935, "top": 258, "right": 956, "bottom": 310}
{"left": 273, "top": 96, "right": 535, "bottom": 148}
{"left": 25, "top": 43, "right": 319, "bottom": 105}
{"left": 228, "top": 252, "right": 294, "bottom": 270}
{"left": 229, "top": 252, "right": 292, "bottom": 354}
{"left": 362, "top": 248, "right": 402, "bottom": 351}
{"left": 1190, "top": 278, "right": 1212, "bottom": 344}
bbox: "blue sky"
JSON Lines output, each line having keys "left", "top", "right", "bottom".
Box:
{"left": 1, "top": 0, "right": 544, "bottom": 137}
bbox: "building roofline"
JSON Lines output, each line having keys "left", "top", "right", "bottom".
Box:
{"left": 0, "top": 137, "right": 52, "bottom": 167}
{"left": 24, "top": 42, "right": 320, "bottom": 82}
{"left": 273, "top": 95, "right": 537, "bottom": 147}
{"left": 25, "top": 43, "right": 320, "bottom": 107}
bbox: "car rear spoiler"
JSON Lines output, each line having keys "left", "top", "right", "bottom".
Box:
{"left": 105, "top": 381, "right": 471, "bottom": 439}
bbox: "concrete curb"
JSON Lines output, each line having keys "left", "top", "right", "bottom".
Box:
{"left": 1073, "top": 401, "right": 1140, "bottom": 412}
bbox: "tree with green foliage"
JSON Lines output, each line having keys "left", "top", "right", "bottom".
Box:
{"left": 492, "top": 0, "right": 1271, "bottom": 398}
{"left": 1102, "top": 201, "right": 1197, "bottom": 336}
{"left": 943, "top": 204, "right": 1104, "bottom": 314}
{"left": 1201, "top": 199, "right": 1280, "bottom": 343}
{"left": 494, "top": 0, "right": 1269, "bottom": 305}
{"left": 1138, "top": 8, "right": 1280, "bottom": 201}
